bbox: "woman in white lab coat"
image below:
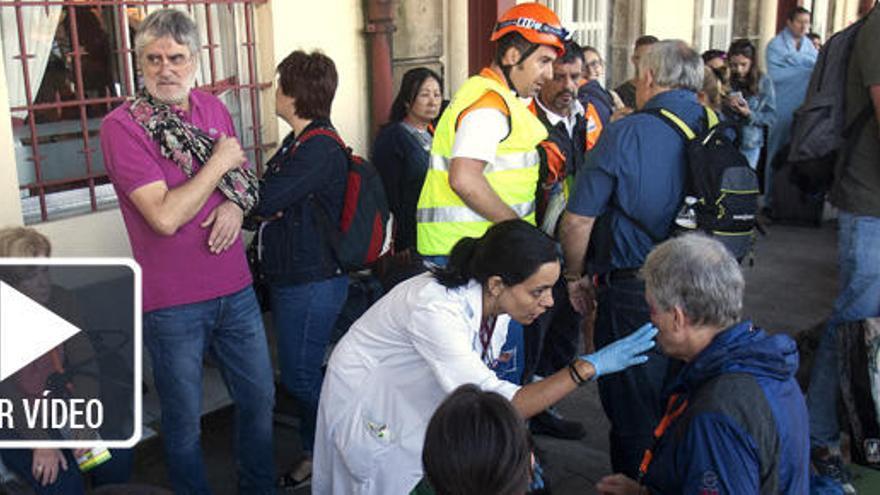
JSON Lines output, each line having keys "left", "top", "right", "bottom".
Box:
{"left": 312, "top": 220, "right": 657, "bottom": 494}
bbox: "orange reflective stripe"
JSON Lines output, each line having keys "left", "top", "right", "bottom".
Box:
{"left": 585, "top": 103, "right": 604, "bottom": 150}
{"left": 639, "top": 393, "right": 688, "bottom": 478}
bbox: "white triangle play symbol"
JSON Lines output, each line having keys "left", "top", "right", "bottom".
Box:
{"left": 0, "top": 280, "right": 82, "bottom": 381}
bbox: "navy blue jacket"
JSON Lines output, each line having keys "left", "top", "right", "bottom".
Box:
{"left": 644, "top": 321, "right": 810, "bottom": 494}
{"left": 372, "top": 122, "right": 430, "bottom": 252}
{"left": 254, "top": 120, "right": 347, "bottom": 285}
{"left": 577, "top": 79, "right": 614, "bottom": 126}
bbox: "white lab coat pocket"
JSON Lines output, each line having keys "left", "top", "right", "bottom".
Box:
{"left": 332, "top": 368, "right": 433, "bottom": 488}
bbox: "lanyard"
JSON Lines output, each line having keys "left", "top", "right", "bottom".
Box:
{"left": 480, "top": 316, "right": 496, "bottom": 364}
{"left": 639, "top": 393, "right": 689, "bottom": 481}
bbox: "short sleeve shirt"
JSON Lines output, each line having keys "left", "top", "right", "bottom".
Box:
{"left": 450, "top": 68, "right": 513, "bottom": 163}
{"left": 100, "top": 90, "right": 253, "bottom": 312}
{"left": 566, "top": 89, "right": 706, "bottom": 269}
{"left": 832, "top": 6, "right": 880, "bottom": 216}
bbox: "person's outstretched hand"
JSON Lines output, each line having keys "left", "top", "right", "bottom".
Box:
{"left": 580, "top": 323, "right": 658, "bottom": 379}
{"left": 596, "top": 473, "right": 641, "bottom": 494}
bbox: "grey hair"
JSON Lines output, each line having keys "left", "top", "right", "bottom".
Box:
{"left": 640, "top": 233, "right": 744, "bottom": 329}
{"left": 638, "top": 39, "right": 704, "bottom": 92}
{"left": 134, "top": 9, "right": 200, "bottom": 60}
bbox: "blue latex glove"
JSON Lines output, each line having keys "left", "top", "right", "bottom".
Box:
{"left": 580, "top": 323, "right": 658, "bottom": 379}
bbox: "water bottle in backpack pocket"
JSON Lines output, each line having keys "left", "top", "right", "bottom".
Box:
{"left": 643, "top": 107, "right": 760, "bottom": 261}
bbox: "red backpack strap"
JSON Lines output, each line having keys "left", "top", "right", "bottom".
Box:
{"left": 288, "top": 127, "right": 351, "bottom": 158}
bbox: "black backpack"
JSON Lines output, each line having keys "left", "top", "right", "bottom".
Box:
{"left": 787, "top": 13, "right": 872, "bottom": 194}
{"left": 645, "top": 107, "right": 759, "bottom": 261}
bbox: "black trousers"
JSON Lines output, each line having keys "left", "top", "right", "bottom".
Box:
{"left": 523, "top": 279, "right": 582, "bottom": 383}
{"left": 594, "top": 275, "right": 681, "bottom": 478}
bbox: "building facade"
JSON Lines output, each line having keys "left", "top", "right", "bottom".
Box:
{"left": 0, "top": 0, "right": 864, "bottom": 258}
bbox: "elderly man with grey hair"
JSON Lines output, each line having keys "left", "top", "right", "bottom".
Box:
{"left": 559, "top": 39, "right": 711, "bottom": 477}
{"left": 99, "top": 9, "right": 275, "bottom": 494}
{"left": 596, "top": 233, "right": 809, "bottom": 494}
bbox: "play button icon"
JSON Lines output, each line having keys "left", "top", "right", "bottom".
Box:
{"left": 0, "top": 258, "right": 142, "bottom": 448}
{"left": 0, "top": 280, "right": 83, "bottom": 381}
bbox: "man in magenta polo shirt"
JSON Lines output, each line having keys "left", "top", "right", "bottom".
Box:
{"left": 99, "top": 9, "right": 274, "bottom": 494}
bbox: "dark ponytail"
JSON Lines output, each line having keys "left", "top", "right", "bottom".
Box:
{"left": 433, "top": 237, "right": 481, "bottom": 288}
{"left": 434, "top": 220, "right": 558, "bottom": 289}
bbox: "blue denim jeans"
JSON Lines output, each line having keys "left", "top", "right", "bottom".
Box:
{"left": 595, "top": 275, "right": 681, "bottom": 478}
{"left": 144, "top": 286, "right": 276, "bottom": 494}
{"left": 270, "top": 275, "right": 348, "bottom": 453}
{"left": 0, "top": 448, "right": 132, "bottom": 495}
{"left": 808, "top": 211, "right": 880, "bottom": 449}
{"left": 742, "top": 146, "right": 761, "bottom": 171}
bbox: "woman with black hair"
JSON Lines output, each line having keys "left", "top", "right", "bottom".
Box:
{"left": 372, "top": 67, "right": 443, "bottom": 252}
{"left": 726, "top": 38, "right": 777, "bottom": 170}
{"left": 312, "top": 220, "right": 658, "bottom": 494}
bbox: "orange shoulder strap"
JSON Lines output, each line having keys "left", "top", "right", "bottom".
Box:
{"left": 456, "top": 91, "right": 511, "bottom": 129}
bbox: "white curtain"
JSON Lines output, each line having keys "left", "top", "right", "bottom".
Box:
{"left": 1, "top": 1, "right": 63, "bottom": 119}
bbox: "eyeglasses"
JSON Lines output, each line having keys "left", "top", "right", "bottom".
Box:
{"left": 587, "top": 59, "right": 604, "bottom": 68}
{"left": 143, "top": 53, "right": 192, "bottom": 69}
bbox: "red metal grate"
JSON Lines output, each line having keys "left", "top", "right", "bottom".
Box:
{"left": 1, "top": 0, "right": 271, "bottom": 223}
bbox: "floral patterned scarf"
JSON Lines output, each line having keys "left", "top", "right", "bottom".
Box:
{"left": 129, "top": 89, "right": 259, "bottom": 213}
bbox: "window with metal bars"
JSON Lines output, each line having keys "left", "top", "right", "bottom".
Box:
{"left": 543, "top": 0, "right": 609, "bottom": 78}
{"left": 0, "top": 0, "right": 270, "bottom": 224}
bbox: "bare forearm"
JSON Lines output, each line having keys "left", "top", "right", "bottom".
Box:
{"left": 166, "top": 163, "right": 229, "bottom": 220}
{"left": 458, "top": 181, "right": 519, "bottom": 222}
{"left": 449, "top": 157, "right": 519, "bottom": 222}
{"left": 511, "top": 359, "right": 595, "bottom": 418}
{"left": 560, "top": 213, "right": 594, "bottom": 278}
{"left": 136, "top": 161, "right": 230, "bottom": 236}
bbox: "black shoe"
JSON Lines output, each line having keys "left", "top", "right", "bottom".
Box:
{"left": 812, "top": 447, "right": 857, "bottom": 494}
{"left": 529, "top": 408, "right": 586, "bottom": 440}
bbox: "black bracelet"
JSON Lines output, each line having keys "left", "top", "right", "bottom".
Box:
{"left": 572, "top": 358, "right": 589, "bottom": 383}
{"left": 568, "top": 359, "right": 587, "bottom": 386}
{"left": 568, "top": 364, "right": 582, "bottom": 385}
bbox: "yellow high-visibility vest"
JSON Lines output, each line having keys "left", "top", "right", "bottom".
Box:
{"left": 415, "top": 70, "right": 548, "bottom": 256}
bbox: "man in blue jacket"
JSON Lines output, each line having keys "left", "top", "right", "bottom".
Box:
{"left": 596, "top": 233, "right": 810, "bottom": 494}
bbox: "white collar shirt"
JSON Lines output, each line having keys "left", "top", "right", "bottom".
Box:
{"left": 536, "top": 96, "right": 585, "bottom": 138}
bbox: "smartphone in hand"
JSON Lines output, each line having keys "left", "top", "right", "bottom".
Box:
{"left": 728, "top": 91, "right": 746, "bottom": 106}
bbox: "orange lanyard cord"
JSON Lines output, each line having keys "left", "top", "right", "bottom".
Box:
{"left": 639, "top": 394, "right": 689, "bottom": 478}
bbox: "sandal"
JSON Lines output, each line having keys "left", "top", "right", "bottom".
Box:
{"left": 277, "top": 458, "right": 312, "bottom": 490}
